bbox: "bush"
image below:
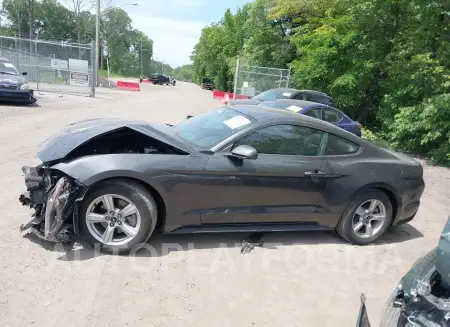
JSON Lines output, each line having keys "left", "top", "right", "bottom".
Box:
{"left": 386, "top": 94, "right": 450, "bottom": 166}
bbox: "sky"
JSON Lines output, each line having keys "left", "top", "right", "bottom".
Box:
{"left": 115, "top": 0, "right": 250, "bottom": 68}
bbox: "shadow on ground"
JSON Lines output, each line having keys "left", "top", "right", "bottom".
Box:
{"left": 23, "top": 223, "right": 424, "bottom": 262}
{"left": 0, "top": 100, "right": 40, "bottom": 107}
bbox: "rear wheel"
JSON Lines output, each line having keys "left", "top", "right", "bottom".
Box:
{"left": 79, "top": 179, "right": 157, "bottom": 254}
{"left": 336, "top": 190, "right": 393, "bottom": 245}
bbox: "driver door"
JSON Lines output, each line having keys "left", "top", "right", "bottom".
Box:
{"left": 201, "top": 124, "right": 332, "bottom": 226}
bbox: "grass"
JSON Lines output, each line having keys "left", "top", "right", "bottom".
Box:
{"left": 98, "top": 69, "right": 126, "bottom": 78}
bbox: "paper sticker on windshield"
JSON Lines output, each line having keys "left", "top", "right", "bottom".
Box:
{"left": 282, "top": 92, "right": 291, "bottom": 97}
{"left": 286, "top": 105, "right": 301, "bottom": 112}
{"left": 223, "top": 115, "right": 251, "bottom": 129}
{"left": 3, "top": 63, "right": 14, "bottom": 68}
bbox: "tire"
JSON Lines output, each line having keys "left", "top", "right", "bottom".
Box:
{"left": 336, "top": 189, "right": 393, "bottom": 245}
{"left": 172, "top": 81, "right": 176, "bottom": 86}
{"left": 79, "top": 179, "right": 157, "bottom": 254}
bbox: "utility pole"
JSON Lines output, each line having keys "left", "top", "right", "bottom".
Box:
{"left": 140, "top": 40, "right": 143, "bottom": 77}
{"left": 95, "top": 0, "right": 100, "bottom": 87}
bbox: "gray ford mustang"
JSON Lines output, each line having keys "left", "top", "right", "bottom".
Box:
{"left": 19, "top": 105, "right": 425, "bottom": 254}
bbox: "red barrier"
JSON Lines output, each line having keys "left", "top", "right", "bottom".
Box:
{"left": 117, "top": 80, "right": 140, "bottom": 91}
{"left": 212, "top": 90, "right": 249, "bottom": 101}
{"left": 142, "top": 79, "right": 151, "bottom": 83}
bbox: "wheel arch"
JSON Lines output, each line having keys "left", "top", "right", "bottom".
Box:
{"left": 50, "top": 165, "right": 169, "bottom": 235}
{"left": 349, "top": 182, "right": 401, "bottom": 222}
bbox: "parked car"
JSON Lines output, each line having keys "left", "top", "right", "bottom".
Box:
{"left": 357, "top": 215, "right": 450, "bottom": 327}
{"left": 150, "top": 73, "right": 176, "bottom": 86}
{"left": 201, "top": 77, "right": 214, "bottom": 90}
{"left": 19, "top": 105, "right": 424, "bottom": 254}
{"left": 229, "top": 87, "right": 335, "bottom": 106}
{"left": 0, "top": 57, "right": 36, "bottom": 104}
{"left": 259, "top": 99, "right": 362, "bottom": 137}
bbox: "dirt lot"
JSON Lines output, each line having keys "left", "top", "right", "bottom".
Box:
{"left": 0, "top": 82, "right": 449, "bottom": 327}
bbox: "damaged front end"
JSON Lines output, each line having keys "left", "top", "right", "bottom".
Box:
{"left": 362, "top": 217, "right": 450, "bottom": 327}
{"left": 19, "top": 166, "right": 80, "bottom": 243}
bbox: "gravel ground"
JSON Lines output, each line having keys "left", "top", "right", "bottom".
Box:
{"left": 0, "top": 82, "right": 449, "bottom": 327}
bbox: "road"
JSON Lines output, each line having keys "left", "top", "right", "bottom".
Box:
{"left": 0, "top": 81, "right": 449, "bottom": 327}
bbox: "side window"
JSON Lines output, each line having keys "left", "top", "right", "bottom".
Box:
{"left": 306, "top": 94, "right": 326, "bottom": 103}
{"left": 324, "top": 134, "right": 360, "bottom": 155}
{"left": 234, "top": 125, "right": 325, "bottom": 156}
{"left": 323, "top": 108, "right": 341, "bottom": 123}
{"left": 293, "top": 93, "right": 307, "bottom": 100}
{"left": 304, "top": 107, "right": 322, "bottom": 120}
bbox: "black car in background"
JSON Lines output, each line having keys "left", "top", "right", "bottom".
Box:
{"left": 150, "top": 73, "right": 176, "bottom": 86}
{"left": 201, "top": 77, "right": 214, "bottom": 90}
{"left": 229, "top": 87, "right": 335, "bottom": 107}
{"left": 0, "top": 57, "right": 36, "bottom": 104}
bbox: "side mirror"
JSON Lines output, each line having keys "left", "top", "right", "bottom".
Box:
{"left": 186, "top": 115, "right": 193, "bottom": 119}
{"left": 226, "top": 145, "right": 258, "bottom": 160}
{"left": 22, "top": 72, "right": 27, "bottom": 76}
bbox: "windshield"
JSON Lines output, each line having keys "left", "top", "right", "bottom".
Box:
{"left": 252, "top": 89, "right": 292, "bottom": 101}
{"left": 0, "top": 60, "right": 20, "bottom": 75}
{"left": 174, "top": 108, "right": 255, "bottom": 148}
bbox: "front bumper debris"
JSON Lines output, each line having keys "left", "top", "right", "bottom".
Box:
{"left": 19, "top": 166, "right": 78, "bottom": 243}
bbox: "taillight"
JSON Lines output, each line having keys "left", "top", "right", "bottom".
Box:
{"left": 356, "top": 123, "right": 361, "bottom": 129}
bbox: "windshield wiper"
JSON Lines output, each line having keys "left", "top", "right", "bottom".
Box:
{"left": 0, "top": 71, "right": 17, "bottom": 75}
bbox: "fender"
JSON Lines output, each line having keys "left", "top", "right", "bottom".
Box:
{"left": 50, "top": 155, "right": 172, "bottom": 234}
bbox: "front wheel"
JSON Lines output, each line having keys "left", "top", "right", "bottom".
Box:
{"left": 336, "top": 190, "right": 393, "bottom": 245}
{"left": 172, "top": 81, "right": 176, "bottom": 86}
{"left": 79, "top": 179, "right": 158, "bottom": 254}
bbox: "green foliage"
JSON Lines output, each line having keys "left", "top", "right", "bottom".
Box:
{"left": 189, "top": 0, "right": 449, "bottom": 165}
{"left": 1, "top": 0, "right": 154, "bottom": 77}
{"left": 388, "top": 94, "right": 450, "bottom": 166}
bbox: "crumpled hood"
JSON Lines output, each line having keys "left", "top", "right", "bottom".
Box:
{"left": 37, "top": 117, "right": 191, "bottom": 162}
{"left": 436, "top": 216, "right": 450, "bottom": 286}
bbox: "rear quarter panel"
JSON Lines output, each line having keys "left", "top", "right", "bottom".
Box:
{"left": 319, "top": 146, "right": 415, "bottom": 227}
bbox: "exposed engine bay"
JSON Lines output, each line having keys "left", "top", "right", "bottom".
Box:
{"left": 358, "top": 218, "right": 450, "bottom": 327}
{"left": 19, "top": 126, "right": 185, "bottom": 243}
{"left": 66, "top": 127, "right": 183, "bottom": 159}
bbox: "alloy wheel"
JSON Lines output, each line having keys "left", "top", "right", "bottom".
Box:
{"left": 85, "top": 194, "right": 141, "bottom": 246}
{"left": 352, "top": 199, "right": 387, "bottom": 239}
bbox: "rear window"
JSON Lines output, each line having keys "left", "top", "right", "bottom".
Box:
{"left": 324, "top": 134, "right": 360, "bottom": 155}
{"left": 253, "top": 89, "right": 292, "bottom": 101}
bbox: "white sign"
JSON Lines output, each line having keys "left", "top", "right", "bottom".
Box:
{"left": 69, "top": 58, "right": 88, "bottom": 72}
{"left": 51, "top": 59, "right": 68, "bottom": 70}
{"left": 282, "top": 92, "right": 292, "bottom": 97}
{"left": 242, "top": 81, "right": 249, "bottom": 88}
{"left": 286, "top": 105, "right": 302, "bottom": 112}
{"left": 241, "top": 87, "right": 256, "bottom": 97}
{"left": 70, "top": 72, "right": 89, "bottom": 86}
{"left": 223, "top": 115, "right": 251, "bottom": 129}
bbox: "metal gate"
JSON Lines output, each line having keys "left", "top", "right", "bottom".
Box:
{"left": 233, "top": 59, "right": 291, "bottom": 99}
{"left": 0, "top": 36, "right": 95, "bottom": 97}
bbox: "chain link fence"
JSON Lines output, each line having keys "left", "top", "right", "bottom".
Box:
{"left": 0, "top": 36, "right": 95, "bottom": 97}
{"left": 233, "top": 59, "right": 291, "bottom": 99}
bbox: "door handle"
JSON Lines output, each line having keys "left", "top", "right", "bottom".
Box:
{"left": 304, "top": 170, "right": 325, "bottom": 176}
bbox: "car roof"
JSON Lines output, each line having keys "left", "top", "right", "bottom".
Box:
{"left": 265, "top": 88, "right": 332, "bottom": 98}
{"left": 263, "top": 99, "right": 325, "bottom": 109}
{"left": 263, "top": 99, "right": 351, "bottom": 117}
{"left": 227, "top": 104, "right": 361, "bottom": 142}
{"left": 0, "top": 57, "right": 11, "bottom": 62}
